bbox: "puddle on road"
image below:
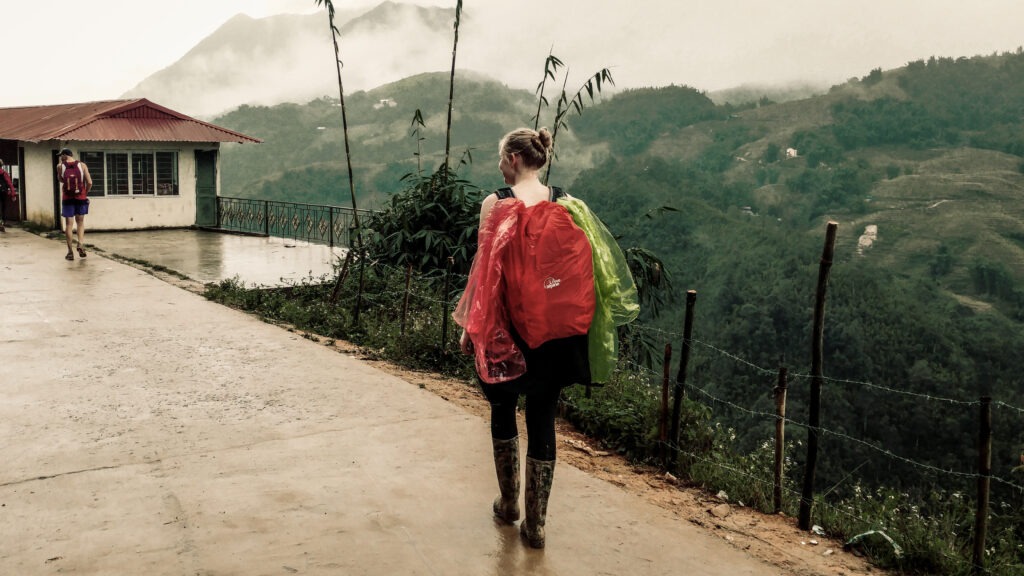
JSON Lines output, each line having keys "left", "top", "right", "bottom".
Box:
{"left": 88, "top": 229, "right": 346, "bottom": 287}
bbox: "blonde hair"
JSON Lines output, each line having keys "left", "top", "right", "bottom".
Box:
{"left": 499, "top": 127, "right": 553, "bottom": 170}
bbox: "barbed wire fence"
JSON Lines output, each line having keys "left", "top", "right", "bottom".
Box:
{"left": 615, "top": 332, "right": 1024, "bottom": 575}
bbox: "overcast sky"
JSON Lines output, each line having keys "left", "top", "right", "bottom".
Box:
{"left": 3, "top": 0, "right": 1024, "bottom": 108}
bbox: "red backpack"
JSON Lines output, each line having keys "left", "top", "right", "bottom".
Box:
{"left": 61, "top": 161, "right": 85, "bottom": 199}
{"left": 500, "top": 189, "right": 595, "bottom": 349}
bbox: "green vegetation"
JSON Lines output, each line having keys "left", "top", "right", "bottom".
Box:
{"left": 572, "top": 85, "right": 721, "bottom": 156}
{"left": 362, "top": 168, "right": 481, "bottom": 275}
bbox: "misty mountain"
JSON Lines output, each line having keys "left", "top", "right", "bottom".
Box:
{"left": 121, "top": 1, "right": 455, "bottom": 118}
{"left": 213, "top": 49, "right": 1024, "bottom": 311}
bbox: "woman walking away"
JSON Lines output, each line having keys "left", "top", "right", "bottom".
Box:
{"left": 454, "top": 127, "right": 599, "bottom": 549}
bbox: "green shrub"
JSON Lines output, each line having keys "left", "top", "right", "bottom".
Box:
{"left": 360, "top": 165, "right": 482, "bottom": 275}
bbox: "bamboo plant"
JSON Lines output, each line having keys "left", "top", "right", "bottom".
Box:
{"left": 314, "top": 0, "right": 362, "bottom": 246}
{"left": 442, "top": 0, "right": 464, "bottom": 177}
{"left": 315, "top": 0, "right": 368, "bottom": 321}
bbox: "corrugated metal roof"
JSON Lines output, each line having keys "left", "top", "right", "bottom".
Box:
{"left": 0, "top": 99, "right": 261, "bottom": 144}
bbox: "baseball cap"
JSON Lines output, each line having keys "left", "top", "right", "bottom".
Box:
{"left": 58, "top": 148, "right": 73, "bottom": 157}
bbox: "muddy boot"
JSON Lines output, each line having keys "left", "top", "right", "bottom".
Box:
{"left": 491, "top": 436, "right": 520, "bottom": 523}
{"left": 520, "top": 457, "right": 555, "bottom": 548}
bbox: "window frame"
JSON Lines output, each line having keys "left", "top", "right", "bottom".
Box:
{"left": 80, "top": 149, "right": 180, "bottom": 198}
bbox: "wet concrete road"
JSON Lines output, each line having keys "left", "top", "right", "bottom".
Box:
{"left": 0, "top": 229, "right": 783, "bottom": 575}
{"left": 86, "top": 228, "right": 346, "bottom": 287}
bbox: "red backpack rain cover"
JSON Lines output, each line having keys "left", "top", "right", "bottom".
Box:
{"left": 506, "top": 201, "right": 595, "bottom": 348}
{"left": 454, "top": 198, "right": 595, "bottom": 383}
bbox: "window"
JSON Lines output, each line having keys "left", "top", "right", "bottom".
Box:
{"left": 107, "top": 153, "right": 129, "bottom": 195}
{"left": 82, "top": 150, "right": 179, "bottom": 197}
{"left": 132, "top": 153, "right": 154, "bottom": 195}
{"left": 156, "top": 152, "right": 178, "bottom": 195}
{"left": 80, "top": 152, "right": 104, "bottom": 197}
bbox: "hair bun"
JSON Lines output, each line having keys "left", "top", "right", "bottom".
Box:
{"left": 499, "top": 127, "right": 552, "bottom": 170}
{"left": 536, "top": 128, "right": 553, "bottom": 150}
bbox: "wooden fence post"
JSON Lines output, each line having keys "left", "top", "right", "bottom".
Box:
{"left": 973, "top": 396, "right": 992, "bottom": 574}
{"left": 660, "top": 343, "right": 672, "bottom": 467}
{"left": 401, "top": 262, "right": 413, "bottom": 336}
{"left": 774, "top": 366, "right": 788, "bottom": 514}
{"left": 799, "top": 221, "right": 838, "bottom": 531}
{"left": 670, "top": 290, "right": 697, "bottom": 470}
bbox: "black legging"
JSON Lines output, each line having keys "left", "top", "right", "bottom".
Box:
{"left": 481, "top": 382, "right": 561, "bottom": 461}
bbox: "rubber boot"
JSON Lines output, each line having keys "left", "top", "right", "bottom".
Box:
{"left": 491, "top": 436, "right": 520, "bottom": 523}
{"left": 520, "top": 457, "right": 555, "bottom": 548}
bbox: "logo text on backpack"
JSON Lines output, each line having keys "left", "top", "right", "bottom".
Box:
{"left": 543, "top": 277, "right": 561, "bottom": 290}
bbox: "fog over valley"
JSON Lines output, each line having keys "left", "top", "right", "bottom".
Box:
{"left": 114, "top": 0, "right": 1024, "bottom": 117}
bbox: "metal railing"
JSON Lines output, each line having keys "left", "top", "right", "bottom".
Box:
{"left": 216, "top": 196, "right": 373, "bottom": 248}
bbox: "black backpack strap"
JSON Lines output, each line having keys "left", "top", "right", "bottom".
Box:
{"left": 495, "top": 187, "right": 566, "bottom": 200}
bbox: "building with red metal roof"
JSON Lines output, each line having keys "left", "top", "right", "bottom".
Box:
{"left": 0, "top": 99, "right": 260, "bottom": 230}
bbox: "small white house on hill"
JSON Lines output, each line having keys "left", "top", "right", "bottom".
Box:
{"left": 0, "top": 99, "right": 260, "bottom": 231}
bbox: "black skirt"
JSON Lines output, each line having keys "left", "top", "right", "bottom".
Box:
{"left": 490, "top": 327, "right": 591, "bottom": 394}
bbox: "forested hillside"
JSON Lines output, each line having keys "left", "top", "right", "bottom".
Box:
{"left": 213, "top": 50, "right": 1024, "bottom": 495}
{"left": 569, "top": 51, "right": 1024, "bottom": 493}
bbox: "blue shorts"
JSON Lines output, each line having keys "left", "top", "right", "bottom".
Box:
{"left": 62, "top": 199, "right": 89, "bottom": 218}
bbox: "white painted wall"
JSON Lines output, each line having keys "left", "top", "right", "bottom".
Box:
{"left": 22, "top": 140, "right": 219, "bottom": 231}
{"left": 22, "top": 143, "right": 57, "bottom": 228}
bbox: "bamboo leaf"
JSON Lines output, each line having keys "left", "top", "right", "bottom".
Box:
{"left": 534, "top": 49, "right": 566, "bottom": 130}
{"left": 410, "top": 108, "right": 425, "bottom": 128}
